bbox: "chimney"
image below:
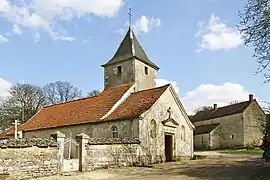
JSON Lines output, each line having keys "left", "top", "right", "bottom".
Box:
{"left": 213, "top": 104, "right": 217, "bottom": 111}
{"left": 249, "top": 94, "right": 254, "bottom": 102}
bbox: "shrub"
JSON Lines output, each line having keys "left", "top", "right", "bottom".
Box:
{"left": 261, "top": 135, "right": 270, "bottom": 163}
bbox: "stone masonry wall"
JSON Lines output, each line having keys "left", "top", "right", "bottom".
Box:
{"left": 210, "top": 114, "right": 244, "bottom": 149}
{"left": 24, "top": 119, "right": 139, "bottom": 141}
{"left": 0, "top": 138, "right": 59, "bottom": 179}
{"left": 139, "top": 86, "right": 194, "bottom": 163}
{"left": 85, "top": 138, "right": 140, "bottom": 170}
{"left": 194, "top": 134, "right": 210, "bottom": 150}
{"left": 243, "top": 101, "right": 266, "bottom": 147}
{"left": 134, "top": 59, "right": 157, "bottom": 91}
{"left": 104, "top": 59, "right": 135, "bottom": 90}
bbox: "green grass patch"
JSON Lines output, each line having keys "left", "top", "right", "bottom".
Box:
{"left": 219, "top": 148, "right": 263, "bottom": 155}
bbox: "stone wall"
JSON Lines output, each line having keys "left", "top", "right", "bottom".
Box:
{"left": 134, "top": 59, "right": 157, "bottom": 91}
{"left": 0, "top": 138, "right": 59, "bottom": 179}
{"left": 194, "top": 134, "right": 210, "bottom": 150}
{"left": 23, "top": 119, "right": 139, "bottom": 140}
{"left": 104, "top": 59, "right": 135, "bottom": 90}
{"left": 193, "top": 113, "right": 244, "bottom": 149}
{"left": 243, "top": 101, "right": 266, "bottom": 147}
{"left": 139, "top": 86, "right": 194, "bottom": 163}
{"left": 85, "top": 138, "right": 140, "bottom": 170}
{"left": 210, "top": 114, "right": 244, "bottom": 149}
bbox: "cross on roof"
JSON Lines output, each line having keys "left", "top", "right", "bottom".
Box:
{"left": 12, "top": 120, "right": 20, "bottom": 139}
{"left": 167, "top": 107, "right": 172, "bottom": 119}
{"left": 128, "top": 8, "right": 132, "bottom": 27}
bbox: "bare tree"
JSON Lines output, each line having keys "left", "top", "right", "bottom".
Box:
{"left": 228, "top": 100, "right": 245, "bottom": 105}
{"left": 193, "top": 106, "right": 213, "bottom": 114}
{"left": 0, "top": 83, "right": 45, "bottom": 130}
{"left": 43, "top": 81, "right": 82, "bottom": 105}
{"left": 238, "top": 0, "right": 270, "bottom": 83}
{"left": 87, "top": 90, "right": 100, "bottom": 97}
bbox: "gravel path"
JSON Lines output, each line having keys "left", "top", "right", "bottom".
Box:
{"left": 36, "top": 155, "right": 270, "bottom": 180}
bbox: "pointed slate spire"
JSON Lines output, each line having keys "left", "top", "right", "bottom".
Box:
{"left": 102, "top": 27, "right": 159, "bottom": 70}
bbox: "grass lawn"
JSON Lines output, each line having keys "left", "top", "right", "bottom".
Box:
{"left": 219, "top": 148, "right": 263, "bottom": 155}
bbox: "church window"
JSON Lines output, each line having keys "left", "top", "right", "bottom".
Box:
{"left": 111, "top": 126, "right": 118, "bottom": 138}
{"left": 117, "top": 65, "right": 122, "bottom": 74}
{"left": 144, "top": 66, "right": 149, "bottom": 75}
{"left": 181, "top": 126, "right": 186, "bottom": 142}
{"left": 150, "top": 119, "right": 157, "bottom": 138}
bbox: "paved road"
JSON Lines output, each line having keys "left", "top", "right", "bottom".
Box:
{"left": 37, "top": 155, "right": 270, "bottom": 180}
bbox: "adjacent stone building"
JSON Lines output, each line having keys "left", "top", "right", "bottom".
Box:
{"left": 0, "top": 27, "right": 195, "bottom": 172}
{"left": 190, "top": 95, "right": 266, "bottom": 150}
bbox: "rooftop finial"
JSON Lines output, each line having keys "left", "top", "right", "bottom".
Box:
{"left": 128, "top": 8, "right": 132, "bottom": 28}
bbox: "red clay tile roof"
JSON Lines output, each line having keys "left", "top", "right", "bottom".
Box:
{"left": 194, "top": 123, "right": 220, "bottom": 135}
{"left": 0, "top": 127, "right": 14, "bottom": 140}
{"left": 15, "top": 84, "right": 169, "bottom": 132}
{"left": 18, "top": 84, "right": 133, "bottom": 132}
{"left": 190, "top": 100, "right": 254, "bottom": 122}
{"left": 103, "top": 84, "right": 170, "bottom": 121}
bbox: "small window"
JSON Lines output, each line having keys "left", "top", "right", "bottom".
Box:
{"left": 150, "top": 119, "right": 157, "bottom": 138}
{"left": 231, "top": 135, "right": 235, "bottom": 139}
{"left": 144, "top": 66, "right": 148, "bottom": 75}
{"left": 181, "top": 126, "right": 186, "bottom": 142}
{"left": 117, "top": 65, "right": 122, "bottom": 74}
{"left": 111, "top": 126, "right": 118, "bottom": 138}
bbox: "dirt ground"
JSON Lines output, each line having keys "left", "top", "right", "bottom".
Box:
{"left": 36, "top": 155, "right": 270, "bottom": 180}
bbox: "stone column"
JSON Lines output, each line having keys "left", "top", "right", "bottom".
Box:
{"left": 76, "top": 133, "right": 90, "bottom": 172}
{"left": 50, "top": 131, "right": 65, "bottom": 172}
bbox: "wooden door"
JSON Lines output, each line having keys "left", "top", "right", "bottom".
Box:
{"left": 165, "top": 135, "right": 173, "bottom": 162}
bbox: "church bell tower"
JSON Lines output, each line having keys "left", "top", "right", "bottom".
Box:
{"left": 101, "top": 27, "right": 159, "bottom": 92}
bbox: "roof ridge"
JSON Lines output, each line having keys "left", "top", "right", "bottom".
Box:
{"left": 215, "top": 100, "right": 252, "bottom": 110}
{"left": 44, "top": 95, "right": 100, "bottom": 109}
{"left": 44, "top": 84, "right": 133, "bottom": 109}
{"left": 131, "top": 84, "right": 170, "bottom": 95}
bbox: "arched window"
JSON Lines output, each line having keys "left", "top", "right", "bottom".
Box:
{"left": 150, "top": 119, "right": 157, "bottom": 138}
{"left": 181, "top": 125, "right": 185, "bottom": 142}
{"left": 111, "top": 126, "right": 118, "bottom": 138}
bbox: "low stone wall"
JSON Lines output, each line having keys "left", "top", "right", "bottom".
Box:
{"left": 85, "top": 138, "right": 140, "bottom": 170}
{"left": 0, "top": 138, "right": 59, "bottom": 179}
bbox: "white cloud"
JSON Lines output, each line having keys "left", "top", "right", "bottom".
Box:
{"left": 196, "top": 14, "right": 243, "bottom": 53}
{"left": 0, "top": 77, "right": 11, "bottom": 99}
{"left": 181, "top": 82, "right": 253, "bottom": 114}
{"left": 156, "top": 80, "right": 260, "bottom": 115}
{"left": 133, "top": 15, "right": 161, "bottom": 34}
{"left": 12, "top": 24, "right": 22, "bottom": 36}
{"left": 0, "top": 35, "right": 9, "bottom": 43}
{"left": 0, "top": 0, "right": 124, "bottom": 41}
{"left": 155, "top": 79, "right": 179, "bottom": 94}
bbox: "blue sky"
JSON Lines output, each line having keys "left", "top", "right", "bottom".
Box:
{"left": 0, "top": 0, "right": 269, "bottom": 113}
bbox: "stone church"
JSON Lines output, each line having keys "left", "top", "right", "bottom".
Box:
{"left": 190, "top": 94, "right": 266, "bottom": 150}
{"left": 0, "top": 27, "right": 195, "bottom": 167}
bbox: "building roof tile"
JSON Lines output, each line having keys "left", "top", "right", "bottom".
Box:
{"left": 0, "top": 127, "right": 14, "bottom": 140}
{"left": 18, "top": 84, "right": 133, "bottom": 132}
{"left": 103, "top": 84, "right": 169, "bottom": 121}
{"left": 194, "top": 123, "right": 220, "bottom": 135}
{"left": 102, "top": 27, "right": 159, "bottom": 70}
{"left": 1, "top": 84, "right": 169, "bottom": 135}
{"left": 190, "top": 100, "right": 254, "bottom": 122}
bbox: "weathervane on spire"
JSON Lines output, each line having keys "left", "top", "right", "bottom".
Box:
{"left": 128, "top": 8, "right": 132, "bottom": 27}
